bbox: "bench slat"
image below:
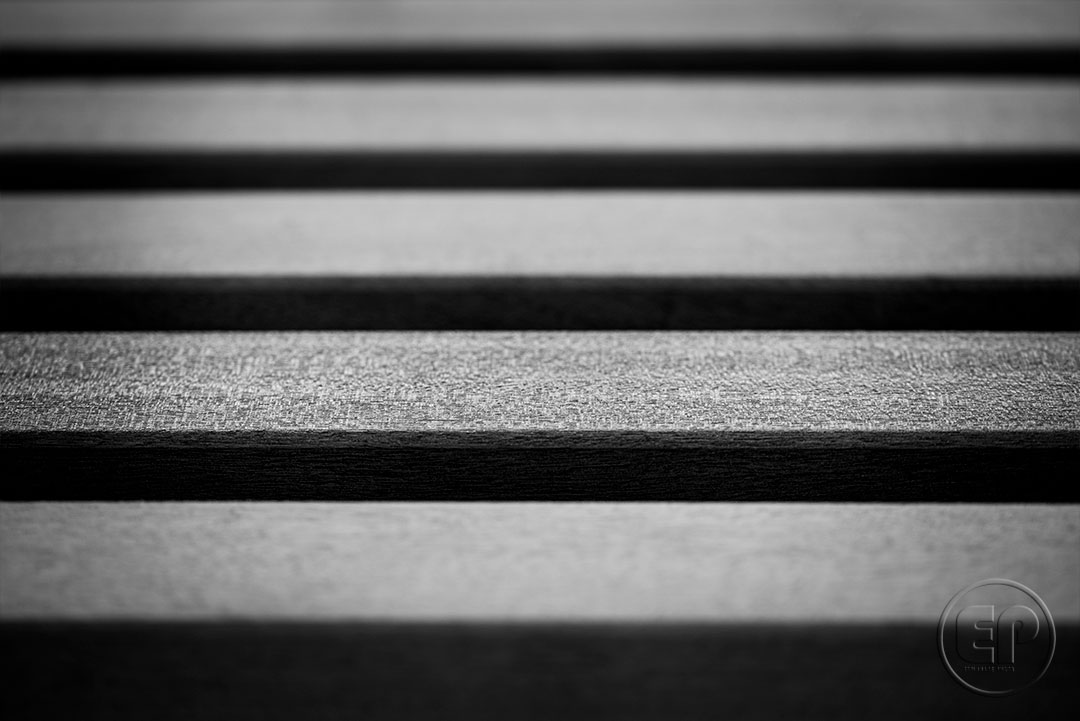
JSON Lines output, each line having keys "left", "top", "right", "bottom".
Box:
{"left": 3, "top": 502, "right": 1076, "bottom": 718}
{"left": 3, "top": 332, "right": 1075, "bottom": 500}
{"left": 3, "top": 193, "right": 1076, "bottom": 330}
{"left": 3, "top": 82, "right": 1077, "bottom": 150}
{"left": 4, "top": 82, "right": 1076, "bottom": 189}
{"left": 3, "top": 502, "right": 1076, "bottom": 620}
{"left": 3, "top": 1, "right": 1077, "bottom": 48}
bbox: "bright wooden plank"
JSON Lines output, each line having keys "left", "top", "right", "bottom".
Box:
{"left": 2, "top": 333, "right": 1076, "bottom": 500}
{"left": 2, "top": 193, "right": 1078, "bottom": 277}
{"left": 4, "top": 332, "right": 1075, "bottom": 434}
{"left": 2, "top": 81, "right": 1077, "bottom": 150}
{"left": 2, "top": 503, "right": 1077, "bottom": 621}
{"left": 2, "top": 1, "right": 1077, "bottom": 48}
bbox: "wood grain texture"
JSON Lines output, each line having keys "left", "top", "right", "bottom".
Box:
{"left": 3, "top": 332, "right": 1076, "bottom": 500}
{"left": 3, "top": 503, "right": 1077, "bottom": 620}
{"left": 3, "top": 193, "right": 1077, "bottom": 329}
{"left": 4, "top": 81, "right": 1077, "bottom": 150}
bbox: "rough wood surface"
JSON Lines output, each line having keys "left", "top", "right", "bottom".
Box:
{"left": 3, "top": 82, "right": 1077, "bottom": 150}
{"left": 3, "top": 503, "right": 1076, "bottom": 620}
{"left": 5, "top": 332, "right": 1075, "bottom": 434}
{"left": 3, "top": 332, "right": 1076, "bottom": 500}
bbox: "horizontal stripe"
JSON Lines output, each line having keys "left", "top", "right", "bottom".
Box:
{"left": 3, "top": 503, "right": 1076, "bottom": 620}
{"left": 5, "top": 194, "right": 1076, "bottom": 277}
{"left": 3, "top": 621, "right": 1076, "bottom": 719}
{"left": 4, "top": 1, "right": 1078, "bottom": 77}
{"left": 4, "top": 1, "right": 1076, "bottom": 48}
{"left": 2, "top": 333, "right": 1075, "bottom": 499}
{"left": 2, "top": 193, "right": 1077, "bottom": 329}
{"left": 4, "top": 150, "right": 1076, "bottom": 190}
{"left": 3, "top": 82, "right": 1076, "bottom": 150}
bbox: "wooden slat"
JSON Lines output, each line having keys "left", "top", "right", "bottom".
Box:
{"left": 7, "top": 0, "right": 1080, "bottom": 80}
{"left": 3, "top": 503, "right": 1077, "bottom": 620}
{"left": 4, "top": 193, "right": 1077, "bottom": 277}
{"left": 2, "top": 1, "right": 1078, "bottom": 79}
{"left": 3, "top": 332, "right": 1076, "bottom": 500}
{"left": 5, "top": 1, "right": 1078, "bottom": 48}
{"left": 4, "top": 81, "right": 1077, "bottom": 150}
{"left": 2, "top": 193, "right": 1077, "bottom": 329}
{"left": 2, "top": 502, "right": 1076, "bottom": 719}
{"left": 3, "top": 81, "right": 1077, "bottom": 190}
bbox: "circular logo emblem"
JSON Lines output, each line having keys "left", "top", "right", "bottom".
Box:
{"left": 938, "top": 579, "right": 1055, "bottom": 695}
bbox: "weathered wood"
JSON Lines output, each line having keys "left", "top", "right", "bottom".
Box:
{"left": 3, "top": 193, "right": 1076, "bottom": 329}
{"left": 3, "top": 332, "right": 1076, "bottom": 500}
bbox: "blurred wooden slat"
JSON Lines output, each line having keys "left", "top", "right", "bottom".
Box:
{"left": 3, "top": 193, "right": 1077, "bottom": 329}
{"left": 3, "top": 332, "right": 1076, "bottom": 500}
{"left": 4, "top": 500, "right": 1078, "bottom": 719}
{"left": 4, "top": 81, "right": 1077, "bottom": 150}
{"left": 5, "top": 1, "right": 1077, "bottom": 76}
{"left": 4, "top": 193, "right": 1077, "bottom": 277}
{"left": 3, "top": 81, "right": 1076, "bottom": 189}
{"left": 3, "top": 503, "right": 1077, "bottom": 620}
{"left": 4, "top": 1, "right": 1078, "bottom": 48}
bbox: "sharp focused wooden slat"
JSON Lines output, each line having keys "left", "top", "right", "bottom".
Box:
{"left": 3, "top": 1, "right": 1077, "bottom": 47}
{"left": 3, "top": 193, "right": 1076, "bottom": 329}
{"left": 3, "top": 503, "right": 1076, "bottom": 620}
{"left": 3, "top": 81, "right": 1077, "bottom": 150}
{"left": 3, "top": 332, "right": 1076, "bottom": 500}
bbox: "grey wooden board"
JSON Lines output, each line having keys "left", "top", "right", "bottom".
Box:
{"left": 3, "top": 1, "right": 1077, "bottom": 48}
{"left": 3, "top": 332, "right": 1074, "bottom": 500}
{"left": 2, "top": 82, "right": 1078, "bottom": 151}
{"left": 3, "top": 332, "right": 1076, "bottom": 435}
{"left": 2, "top": 503, "right": 1077, "bottom": 621}
{"left": 3, "top": 193, "right": 1078, "bottom": 278}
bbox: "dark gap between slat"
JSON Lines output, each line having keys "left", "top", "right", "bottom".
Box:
{"left": 2, "top": 622, "right": 1076, "bottom": 720}
{"left": 2, "top": 277, "right": 1076, "bottom": 331}
{"left": 4, "top": 431, "right": 1076, "bottom": 502}
{"left": 3, "top": 46, "right": 1078, "bottom": 78}
{"left": 1, "top": 152, "right": 1076, "bottom": 191}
